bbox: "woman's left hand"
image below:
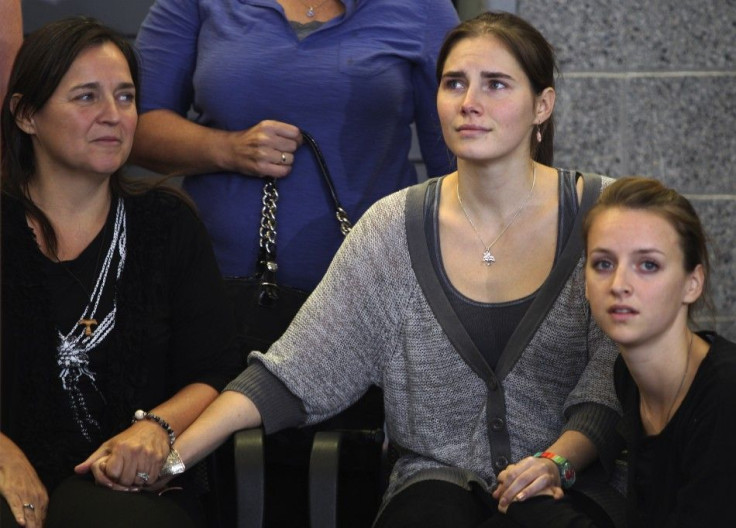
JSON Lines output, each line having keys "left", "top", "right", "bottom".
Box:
{"left": 74, "top": 421, "right": 171, "bottom": 490}
{"left": 492, "top": 456, "right": 564, "bottom": 512}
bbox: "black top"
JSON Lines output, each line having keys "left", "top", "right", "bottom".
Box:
{"left": 1, "top": 189, "right": 242, "bottom": 490}
{"left": 615, "top": 332, "right": 736, "bottom": 527}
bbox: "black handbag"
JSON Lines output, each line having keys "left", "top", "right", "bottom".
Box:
{"left": 224, "top": 130, "right": 353, "bottom": 358}
{"left": 224, "top": 132, "right": 383, "bottom": 526}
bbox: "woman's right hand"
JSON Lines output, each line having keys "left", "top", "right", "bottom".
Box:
{"left": 224, "top": 120, "right": 302, "bottom": 179}
{"left": 0, "top": 434, "right": 48, "bottom": 528}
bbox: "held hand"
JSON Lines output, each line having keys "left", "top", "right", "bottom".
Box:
{"left": 0, "top": 436, "right": 49, "bottom": 527}
{"left": 142, "top": 474, "right": 175, "bottom": 493}
{"left": 226, "top": 120, "right": 302, "bottom": 178}
{"left": 85, "top": 455, "right": 134, "bottom": 492}
{"left": 492, "top": 456, "right": 564, "bottom": 512}
{"left": 75, "top": 420, "right": 170, "bottom": 489}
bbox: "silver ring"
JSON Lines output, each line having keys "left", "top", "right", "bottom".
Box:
{"left": 281, "top": 152, "right": 287, "bottom": 164}
{"left": 23, "top": 503, "right": 35, "bottom": 511}
{"left": 136, "top": 471, "right": 150, "bottom": 482}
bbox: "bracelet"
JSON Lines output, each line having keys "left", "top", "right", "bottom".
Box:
{"left": 533, "top": 451, "right": 576, "bottom": 489}
{"left": 159, "top": 448, "right": 186, "bottom": 477}
{"left": 132, "top": 409, "right": 176, "bottom": 446}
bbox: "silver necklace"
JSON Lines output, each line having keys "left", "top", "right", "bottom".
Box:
{"left": 296, "top": 0, "right": 331, "bottom": 17}
{"left": 456, "top": 165, "right": 536, "bottom": 266}
{"left": 56, "top": 198, "right": 127, "bottom": 441}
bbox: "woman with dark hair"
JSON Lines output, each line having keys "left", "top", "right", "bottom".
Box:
{"left": 0, "top": 17, "right": 240, "bottom": 528}
{"left": 146, "top": 12, "right": 624, "bottom": 527}
{"left": 584, "top": 176, "right": 736, "bottom": 527}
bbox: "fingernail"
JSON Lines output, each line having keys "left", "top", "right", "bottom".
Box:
{"left": 516, "top": 493, "right": 525, "bottom": 502}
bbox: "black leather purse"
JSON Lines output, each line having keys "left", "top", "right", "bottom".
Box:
{"left": 224, "top": 130, "right": 353, "bottom": 358}
{"left": 225, "top": 132, "right": 384, "bottom": 526}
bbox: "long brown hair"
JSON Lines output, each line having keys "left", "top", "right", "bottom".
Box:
{"left": 0, "top": 17, "right": 153, "bottom": 257}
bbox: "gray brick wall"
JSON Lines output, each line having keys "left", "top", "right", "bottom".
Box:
{"left": 23, "top": 0, "right": 736, "bottom": 337}
{"left": 458, "top": 0, "right": 736, "bottom": 339}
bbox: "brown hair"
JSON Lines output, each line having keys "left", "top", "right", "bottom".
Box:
{"left": 436, "top": 11, "right": 558, "bottom": 165}
{"left": 0, "top": 17, "right": 151, "bottom": 257}
{"left": 583, "top": 176, "right": 713, "bottom": 319}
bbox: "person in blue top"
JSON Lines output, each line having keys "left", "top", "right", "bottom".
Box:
{"left": 131, "top": 0, "right": 459, "bottom": 291}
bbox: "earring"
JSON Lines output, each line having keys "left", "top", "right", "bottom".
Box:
{"left": 536, "top": 125, "right": 542, "bottom": 143}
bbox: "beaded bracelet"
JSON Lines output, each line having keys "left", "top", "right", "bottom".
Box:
{"left": 132, "top": 409, "right": 176, "bottom": 446}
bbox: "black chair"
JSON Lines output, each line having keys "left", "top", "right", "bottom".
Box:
{"left": 234, "top": 428, "right": 266, "bottom": 528}
{"left": 309, "top": 428, "right": 387, "bottom": 528}
{"left": 203, "top": 427, "right": 265, "bottom": 528}
{"left": 239, "top": 386, "right": 383, "bottom": 527}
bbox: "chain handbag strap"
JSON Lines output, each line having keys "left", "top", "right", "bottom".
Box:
{"left": 255, "top": 130, "right": 352, "bottom": 289}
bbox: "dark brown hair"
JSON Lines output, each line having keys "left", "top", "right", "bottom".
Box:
{"left": 436, "top": 11, "right": 558, "bottom": 165}
{"left": 0, "top": 17, "right": 148, "bottom": 256}
{"left": 583, "top": 176, "right": 713, "bottom": 319}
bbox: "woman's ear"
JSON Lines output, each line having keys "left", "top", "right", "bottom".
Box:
{"left": 10, "top": 93, "right": 36, "bottom": 135}
{"left": 683, "top": 264, "right": 705, "bottom": 305}
{"left": 534, "top": 87, "right": 555, "bottom": 125}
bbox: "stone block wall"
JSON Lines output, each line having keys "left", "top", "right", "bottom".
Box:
{"left": 22, "top": 0, "right": 736, "bottom": 336}
{"left": 458, "top": 0, "right": 736, "bottom": 338}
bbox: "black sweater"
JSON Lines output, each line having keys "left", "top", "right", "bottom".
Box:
{"left": 1, "top": 189, "right": 242, "bottom": 490}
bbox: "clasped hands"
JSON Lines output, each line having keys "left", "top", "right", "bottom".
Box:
{"left": 74, "top": 420, "right": 171, "bottom": 492}
{"left": 492, "top": 455, "right": 564, "bottom": 513}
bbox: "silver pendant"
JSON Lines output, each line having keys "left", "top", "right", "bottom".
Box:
{"left": 306, "top": 6, "right": 315, "bottom": 17}
{"left": 482, "top": 250, "right": 495, "bottom": 266}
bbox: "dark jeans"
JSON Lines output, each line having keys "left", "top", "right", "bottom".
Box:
{"left": 374, "top": 479, "right": 612, "bottom": 528}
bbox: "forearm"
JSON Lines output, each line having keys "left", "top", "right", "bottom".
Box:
{"left": 174, "top": 390, "right": 262, "bottom": 469}
{"left": 546, "top": 430, "right": 597, "bottom": 473}
{"left": 146, "top": 382, "right": 219, "bottom": 439}
{"left": 0, "top": 432, "right": 25, "bottom": 466}
{"left": 493, "top": 430, "right": 599, "bottom": 508}
{"left": 0, "top": 433, "right": 40, "bottom": 482}
{"left": 130, "top": 109, "right": 234, "bottom": 176}
{"left": 75, "top": 384, "right": 221, "bottom": 485}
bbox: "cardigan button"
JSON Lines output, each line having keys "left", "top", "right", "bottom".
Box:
{"left": 494, "top": 457, "right": 509, "bottom": 470}
{"left": 491, "top": 418, "right": 504, "bottom": 431}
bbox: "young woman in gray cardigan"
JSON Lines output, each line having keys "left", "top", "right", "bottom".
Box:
{"left": 150, "top": 12, "right": 625, "bottom": 527}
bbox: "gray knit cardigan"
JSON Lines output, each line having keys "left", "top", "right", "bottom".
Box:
{"left": 226, "top": 174, "right": 622, "bottom": 504}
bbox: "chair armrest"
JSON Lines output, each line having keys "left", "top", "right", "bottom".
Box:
{"left": 309, "top": 429, "right": 386, "bottom": 528}
{"left": 310, "top": 431, "right": 343, "bottom": 528}
{"left": 234, "top": 427, "right": 265, "bottom": 528}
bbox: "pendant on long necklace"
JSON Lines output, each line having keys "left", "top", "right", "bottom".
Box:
{"left": 306, "top": 6, "right": 315, "bottom": 17}
{"left": 482, "top": 250, "right": 495, "bottom": 266}
{"left": 79, "top": 318, "right": 98, "bottom": 336}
